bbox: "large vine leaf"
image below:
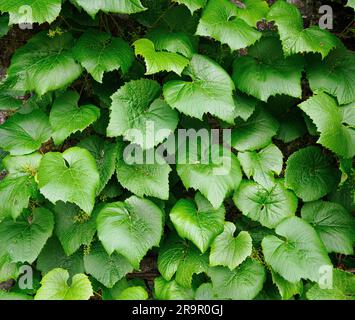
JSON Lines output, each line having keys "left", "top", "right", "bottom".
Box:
{"left": 177, "top": 145, "right": 242, "bottom": 209}
{"left": 0, "top": 207, "right": 54, "bottom": 263}
{"left": 49, "top": 91, "right": 100, "bottom": 145}
{"left": 116, "top": 142, "right": 171, "bottom": 200}
{"left": 34, "top": 268, "right": 93, "bottom": 300}
{"left": 4, "top": 32, "right": 82, "bottom": 96}
{"left": 0, "top": 110, "right": 51, "bottom": 156}
{"left": 107, "top": 79, "right": 178, "bottom": 149}
{"left": 196, "top": 0, "right": 261, "bottom": 51}
{"left": 163, "top": 54, "right": 237, "bottom": 123}
{"left": 71, "top": 0, "right": 147, "bottom": 17}
{"left": 147, "top": 29, "right": 196, "bottom": 59}
{"left": 36, "top": 237, "right": 85, "bottom": 277}
{"left": 298, "top": 92, "right": 355, "bottom": 159}
{"left": 233, "top": 0, "right": 270, "bottom": 27}
{"left": 231, "top": 107, "right": 279, "bottom": 151}
{"left": 169, "top": 192, "right": 225, "bottom": 253}
{"left": 0, "top": 152, "right": 41, "bottom": 220}
{"left": 233, "top": 179, "right": 298, "bottom": 229}
{"left": 267, "top": 0, "right": 338, "bottom": 58}
{"left": 262, "top": 217, "right": 331, "bottom": 283}
{"left": 209, "top": 222, "right": 252, "bottom": 270}
{"left": 285, "top": 146, "right": 341, "bottom": 202}
{"left": 0, "top": 0, "right": 61, "bottom": 25}
{"left": 208, "top": 258, "right": 266, "bottom": 300}
{"left": 306, "top": 47, "right": 355, "bottom": 105}
{"left": 232, "top": 35, "right": 304, "bottom": 101}
{"left": 97, "top": 196, "right": 164, "bottom": 269}
{"left": 73, "top": 30, "right": 134, "bottom": 83}
{"left": 172, "top": 0, "right": 206, "bottom": 14}
{"left": 38, "top": 147, "right": 100, "bottom": 214}
{"left": 306, "top": 269, "right": 355, "bottom": 300}
{"left": 78, "top": 136, "right": 118, "bottom": 195}
{"left": 154, "top": 277, "right": 195, "bottom": 300}
{"left": 347, "top": 0, "right": 355, "bottom": 9}
{"left": 133, "top": 38, "right": 190, "bottom": 75}
{"left": 158, "top": 234, "right": 209, "bottom": 288}
{"left": 84, "top": 242, "right": 133, "bottom": 288}
{"left": 238, "top": 143, "right": 283, "bottom": 189}
{"left": 54, "top": 202, "right": 99, "bottom": 256}
{"left": 301, "top": 200, "right": 355, "bottom": 255}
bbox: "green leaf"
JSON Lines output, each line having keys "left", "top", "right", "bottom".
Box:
{"left": 195, "top": 283, "right": 217, "bottom": 300}
{"left": 298, "top": 92, "right": 355, "bottom": 159}
{"left": 196, "top": 0, "right": 261, "bottom": 51}
{"left": 50, "top": 91, "right": 100, "bottom": 145}
{"left": 107, "top": 79, "right": 178, "bottom": 149}
{"left": 301, "top": 200, "right": 355, "bottom": 255}
{"left": 97, "top": 196, "right": 164, "bottom": 269}
{"left": 158, "top": 234, "right": 209, "bottom": 288}
{"left": 177, "top": 145, "right": 242, "bottom": 209}
{"left": 208, "top": 258, "right": 266, "bottom": 300}
{"left": 0, "top": 152, "right": 41, "bottom": 220}
{"left": 163, "top": 54, "right": 237, "bottom": 123}
{"left": 232, "top": 107, "right": 279, "bottom": 151}
{"left": 170, "top": 192, "right": 225, "bottom": 253}
{"left": 116, "top": 142, "right": 171, "bottom": 200}
{"left": 116, "top": 286, "right": 149, "bottom": 300}
{"left": 209, "top": 222, "right": 252, "bottom": 270}
{"left": 84, "top": 242, "right": 133, "bottom": 288}
{"left": 267, "top": 0, "right": 337, "bottom": 58}
{"left": 285, "top": 146, "right": 341, "bottom": 202}
{"left": 306, "top": 47, "right": 355, "bottom": 105}
{"left": 0, "top": 0, "right": 61, "bottom": 24}
{"left": 54, "top": 202, "right": 99, "bottom": 256}
{"left": 73, "top": 30, "right": 134, "bottom": 83}
{"left": 234, "top": 92, "right": 258, "bottom": 121}
{"left": 346, "top": 0, "right": 355, "bottom": 10}
{"left": 71, "top": 0, "right": 147, "bottom": 17}
{"left": 270, "top": 270, "right": 303, "bottom": 300}
{"left": 306, "top": 269, "right": 355, "bottom": 300}
{"left": 38, "top": 147, "right": 100, "bottom": 214}
{"left": 172, "top": 0, "right": 206, "bottom": 14}
{"left": 0, "top": 254, "right": 19, "bottom": 282}
{"left": 0, "top": 14, "right": 9, "bottom": 38}
{"left": 232, "top": 35, "right": 303, "bottom": 101}
{"left": 34, "top": 268, "right": 93, "bottom": 300}
{"left": 78, "top": 136, "right": 118, "bottom": 195}
{"left": 238, "top": 144, "right": 283, "bottom": 189}
{"left": 5, "top": 32, "right": 82, "bottom": 96}
{"left": 133, "top": 38, "right": 189, "bottom": 75}
{"left": 0, "top": 110, "right": 51, "bottom": 155}
{"left": 262, "top": 216, "right": 331, "bottom": 283}
{"left": 36, "top": 237, "right": 85, "bottom": 277}
{"left": 154, "top": 277, "right": 195, "bottom": 300}
{"left": 233, "top": 0, "right": 270, "bottom": 27}
{"left": 0, "top": 207, "right": 54, "bottom": 263}
{"left": 147, "top": 29, "right": 196, "bottom": 59}
{"left": 0, "top": 94, "right": 22, "bottom": 111}
{"left": 233, "top": 179, "right": 298, "bottom": 229}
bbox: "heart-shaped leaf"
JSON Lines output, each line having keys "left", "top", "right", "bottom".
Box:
{"left": 170, "top": 192, "right": 225, "bottom": 253}
{"left": 233, "top": 179, "right": 298, "bottom": 229}
{"left": 50, "top": 91, "right": 100, "bottom": 145}
{"left": 38, "top": 147, "right": 100, "bottom": 214}
{"left": 285, "top": 146, "right": 341, "bottom": 202}
{"left": 34, "top": 268, "right": 93, "bottom": 300}
{"left": 262, "top": 216, "right": 331, "bottom": 283}
{"left": 209, "top": 222, "right": 252, "bottom": 270}
{"left": 97, "top": 196, "right": 164, "bottom": 269}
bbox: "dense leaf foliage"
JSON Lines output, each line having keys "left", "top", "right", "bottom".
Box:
{"left": 0, "top": 0, "right": 354, "bottom": 300}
